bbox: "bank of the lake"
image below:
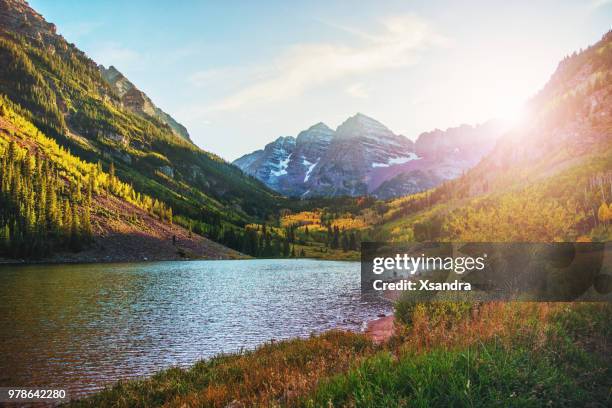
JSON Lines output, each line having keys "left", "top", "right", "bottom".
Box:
{"left": 69, "top": 303, "right": 611, "bottom": 407}
{"left": 0, "top": 244, "right": 359, "bottom": 265}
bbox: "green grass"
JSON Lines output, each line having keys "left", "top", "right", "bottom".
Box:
{"left": 304, "top": 303, "right": 611, "bottom": 407}
{"left": 306, "top": 345, "right": 583, "bottom": 407}
{"left": 68, "top": 303, "right": 611, "bottom": 407}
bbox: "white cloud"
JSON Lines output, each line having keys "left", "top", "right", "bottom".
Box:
{"left": 200, "top": 14, "right": 447, "bottom": 112}
{"left": 346, "top": 83, "right": 369, "bottom": 99}
{"left": 590, "top": 0, "right": 612, "bottom": 10}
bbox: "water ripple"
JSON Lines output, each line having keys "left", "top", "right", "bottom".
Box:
{"left": 0, "top": 259, "right": 391, "bottom": 399}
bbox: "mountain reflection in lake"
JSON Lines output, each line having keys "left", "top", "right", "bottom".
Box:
{"left": 0, "top": 259, "right": 390, "bottom": 398}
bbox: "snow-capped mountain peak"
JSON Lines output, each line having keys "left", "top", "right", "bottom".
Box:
{"left": 233, "top": 114, "right": 503, "bottom": 198}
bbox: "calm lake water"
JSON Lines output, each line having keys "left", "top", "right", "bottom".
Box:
{"left": 0, "top": 259, "right": 390, "bottom": 399}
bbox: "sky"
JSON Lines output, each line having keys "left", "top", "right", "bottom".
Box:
{"left": 30, "top": 0, "right": 612, "bottom": 161}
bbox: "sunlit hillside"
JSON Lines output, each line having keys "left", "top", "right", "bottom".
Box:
{"left": 376, "top": 31, "right": 612, "bottom": 243}
{"left": 0, "top": 96, "right": 243, "bottom": 260}
{"left": 0, "top": 0, "right": 284, "bottom": 257}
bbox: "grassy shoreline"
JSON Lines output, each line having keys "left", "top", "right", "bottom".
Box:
{"left": 68, "top": 302, "right": 611, "bottom": 407}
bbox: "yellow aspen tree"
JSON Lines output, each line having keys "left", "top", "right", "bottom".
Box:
{"left": 598, "top": 202, "right": 610, "bottom": 224}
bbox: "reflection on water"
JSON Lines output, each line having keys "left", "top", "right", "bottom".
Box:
{"left": 0, "top": 259, "right": 390, "bottom": 398}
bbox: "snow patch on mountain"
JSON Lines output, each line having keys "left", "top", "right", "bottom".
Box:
{"left": 303, "top": 157, "right": 320, "bottom": 182}
{"left": 271, "top": 153, "right": 292, "bottom": 177}
{"left": 372, "top": 153, "right": 420, "bottom": 168}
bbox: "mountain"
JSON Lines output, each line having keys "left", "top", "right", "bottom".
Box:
{"left": 371, "top": 170, "right": 441, "bottom": 200}
{"left": 233, "top": 122, "right": 335, "bottom": 196}
{"left": 368, "top": 121, "right": 502, "bottom": 199}
{"left": 0, "top": 0, "right": 282, "bottom": 257}
{"left": 234, "top": 113, "right": 503, "bottom": 199}
{"left": 233, "top": 135, "right": 297, "bottom": 192}
{"left": 378, "top": 30, "right": 612, "bottom": 243}
{"left": 0, "top": 100, "right": 244, "bottom": 261}
{"left": 99, "top": 65, "right": 191, "bottom": 142}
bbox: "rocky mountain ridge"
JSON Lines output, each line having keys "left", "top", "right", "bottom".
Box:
{"left": 234, "top": 113, "right": 503, "bottom": 199}
{"left": 0, "top": 0, "right": 56, "bottom": 43}
{"left": 99, "top": 65, "right": 191, "bottom": 142}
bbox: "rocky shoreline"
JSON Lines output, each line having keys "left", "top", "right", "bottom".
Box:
{"left": 365, "top": 315, "right": 395, "bottom": 344}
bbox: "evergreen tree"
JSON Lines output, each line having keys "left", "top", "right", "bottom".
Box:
{"left": 0, "top": 224, "right": 9, "bottom": 251}
{"left": 108, "top": 161, "right": 115, "bottom": 193}
{"left": 82, "top": 206, "right": 92, "bottom": 241}
{"left": 332, "top": 226, "right": 340, "bottom": 249}
{"left": 263, "top": 230, "right": 272, "bottom": 257}
{"left": 70, "top": 206, "right": 80, "bottom": 250}
{"left": 349, "top": 232, "right": 357, "bottom": 251}
{"left": 341, "top": 230, "right": 349, "bottom": 252}
{"left": 62, "top": 200, "right": 72, "bottom": 239}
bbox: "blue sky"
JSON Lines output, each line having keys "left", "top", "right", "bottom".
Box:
{"left": 30, "top": 0, "right": 612, "bottom": 160}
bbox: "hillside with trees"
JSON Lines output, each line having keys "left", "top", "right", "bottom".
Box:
{"left": 0, "top": 96, "right": 242, "bottom": 260}
{"left": 0, "top": 0, "right": 610, "bottom": 262}
{"left": 0, "top": 0, "right": 287, "bottom": 258}
{"left": 373, "top": 30, "right": 612, "bottom": 244}
{"left": 241, "top": 32, "right": 612, "bottom": 257}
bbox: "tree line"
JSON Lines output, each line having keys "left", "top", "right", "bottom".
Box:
{"left": 0, "top": 140, "right": 92, "bottom": 256}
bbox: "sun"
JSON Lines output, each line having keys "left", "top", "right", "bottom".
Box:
{"left": 499, "top": 103, "right": 528, "bottom": 128}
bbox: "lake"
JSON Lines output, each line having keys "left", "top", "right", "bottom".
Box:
{"left": 0, "top": 259, "right": 390, "bottom": 399}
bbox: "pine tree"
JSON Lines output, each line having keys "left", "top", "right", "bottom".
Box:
{"left": 82, "top": 206, "right": 92, "bottom": 240}
{"left": 46, "top": 184, "right": 59, "bottom": 234}
{"left": 263, "top": 230, "right": 272, "bottom": 257}
{"left": 349, "top": 232, "right": 357, "bottom": 251}
{"left": 108, "top": 161, "right": 115, "bottom": 193}
{"left": 70, "top": 206, "right": 80, "bottom": 250}
{"left": 62, "top": 200, "right": 72, "bottom": 239}
{"left": 341, "top": 231, "right": 349, "bottom": 252}
{"left": 0, "top": 224, "right": 9, "bottom": 251}
{"left": 332, "top": 226, "right": 340, "bottom": 249}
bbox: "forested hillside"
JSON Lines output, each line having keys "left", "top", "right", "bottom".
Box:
{"left": 271, "top": 31, "right": 612, "bottom": 250}
{"left": 1, "top": 0, "right": 609, "bottom": 261}
{"left": 0, "top": 0, "right": 284, "bottom": 257}
{"left": 375, "top": 30, "right": 612, "bottom": 243}
{"left": 0, "top": 96, "right": 244, "bottom": 260}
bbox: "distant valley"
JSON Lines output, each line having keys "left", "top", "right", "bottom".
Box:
{"left": 0, "top": 0, "right": 610, "bottom": 263}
